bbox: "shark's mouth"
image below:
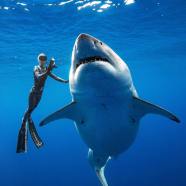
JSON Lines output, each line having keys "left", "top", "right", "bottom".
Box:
{"left": 76, "top": 56, "right": 109, "bottom": 70}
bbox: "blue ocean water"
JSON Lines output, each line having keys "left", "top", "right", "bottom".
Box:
{"left": 0, "top": 0, "right": 186, "bottom": 185}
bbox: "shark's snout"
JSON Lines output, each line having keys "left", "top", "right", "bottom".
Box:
{"left": 77, "top": 33, "right": 90, "bottom": 40}
{"left": 75, "top": 33, "right": 99, "bottom": 51}
{"left": 72, "top": 34, "right": 111, "bottom": 72}
{"left": 76, "top": 33, "right": 94, "bottom": 50}
{"left": 77, "top": 33, "right": 96, "bottom": 42}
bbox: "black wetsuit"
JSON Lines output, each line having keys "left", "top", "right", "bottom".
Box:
{"left": 16, "top": 65, "right": 68, "bottom": 153}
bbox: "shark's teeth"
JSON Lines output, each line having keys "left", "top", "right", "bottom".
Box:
{"left": 76, "top": 56, "right": 109, "bottom": 69}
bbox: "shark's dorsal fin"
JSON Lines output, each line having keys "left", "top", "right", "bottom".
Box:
{"left": 40, "top": 101, "right": 78, "bottom": 126}
{"left": 132, "top": 96, "right": 180, "bottom": 123}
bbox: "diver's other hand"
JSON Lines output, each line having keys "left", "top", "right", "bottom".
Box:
{"left": 49, "top": 58, "right": 56, "bottom": 69}
{"left": 47, "top": 58, "right": 55, "bottom": 72}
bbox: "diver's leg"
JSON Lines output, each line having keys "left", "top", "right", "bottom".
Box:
{"left": 27, "top": 92, "right": 44, "bottom": 148}
{"left": 16, "top": 91, "right": 37, "bottom": 153}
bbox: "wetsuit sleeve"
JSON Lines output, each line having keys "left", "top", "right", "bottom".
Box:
{"left": 34, "top": 66, "right": 49, "bottom": 79}
{"left": 48, "top": 72, "right": 69, "bottom": 83}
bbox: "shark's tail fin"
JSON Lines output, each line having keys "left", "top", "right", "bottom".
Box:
{"left": 88, "top": 149, "right": 109, "bottom": 186}
{"left": 96, "top": 168, "right": 108, "bottom": 186}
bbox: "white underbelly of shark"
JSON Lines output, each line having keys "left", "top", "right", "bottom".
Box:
{"left": 75, "top": 98, "right": 139, "bottom": 157}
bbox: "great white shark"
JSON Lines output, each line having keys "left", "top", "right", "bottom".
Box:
{"left": 40, "top": 33, "right": 180, "bottom": 186}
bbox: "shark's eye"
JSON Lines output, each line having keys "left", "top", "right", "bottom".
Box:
{"left": 100, "top": 42, "right": 103, "bottom": 45}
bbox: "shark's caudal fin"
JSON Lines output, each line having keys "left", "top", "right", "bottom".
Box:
{"left": 40, "top": 101, "right": 77, "bottom": 126}
{"left": 96, "top": 168, "right": 108, "bottom": 186}
{"left": 132, "top": 96, "right": 180, "bottom": 123}
{"left": 88, "top": 149, "right": 109, "bottom": 186}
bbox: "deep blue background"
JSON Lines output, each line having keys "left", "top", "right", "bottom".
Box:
{"left": 0, "top": 0, "right": 186, "bottom": 186}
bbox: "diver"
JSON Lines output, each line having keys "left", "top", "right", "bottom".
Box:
{"left": 16, "top": 53, "right": 68, "bottom": 153}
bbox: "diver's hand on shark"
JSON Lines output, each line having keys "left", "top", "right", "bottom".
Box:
{"left": 47, "top": 58, "right": 69, "bottom": 83}
{"left": 63, "top": 80, "right": 69, "bottom": 83}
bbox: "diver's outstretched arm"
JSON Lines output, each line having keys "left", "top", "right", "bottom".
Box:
{"left": 48, "top": 72, "right": 69, "bottom": 83}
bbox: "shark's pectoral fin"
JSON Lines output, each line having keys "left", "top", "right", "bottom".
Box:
{"left": 132, "top": 96, "right": 180, "bottom": 123}
{"left": 40, "top": 101, "right": 78, "bottom": 126}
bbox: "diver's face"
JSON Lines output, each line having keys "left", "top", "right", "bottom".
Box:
{"left": 39, "top": 60, "right": 46, "bottom": 66}
{"left": 39, "top": 56, "right": 47, "bottom": 66}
